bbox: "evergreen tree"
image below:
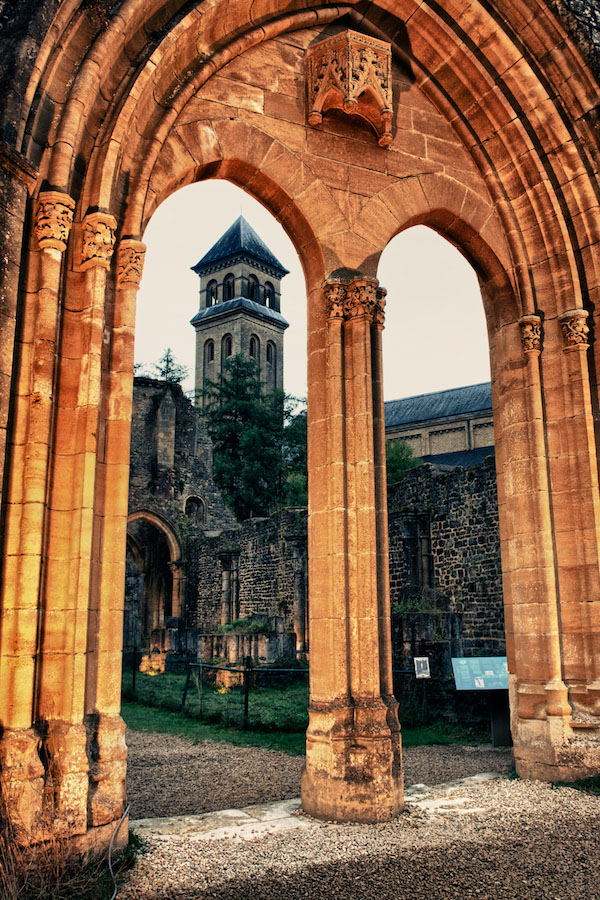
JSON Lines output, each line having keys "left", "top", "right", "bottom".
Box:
{"left": 153, "top": 347, "right": 189, "bottom": 383}
{"left": 203, "top": 355, "right": 286, "bottom": 519}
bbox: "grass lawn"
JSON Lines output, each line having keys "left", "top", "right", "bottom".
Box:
{"left": 121, "top": 699, "right": 489, "bottom": 755}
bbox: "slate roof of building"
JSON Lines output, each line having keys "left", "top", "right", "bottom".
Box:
{"left": 192, "top": 216, "right": 289, "bottom": 276}
{"left": 384, "top": 382, "right": 492, "bottom": 429}
{"left": 190, "top": 296, "right": 289, "bottom": 329}
{"left": 422, "top": 447, "right": 495, "bottom": 469}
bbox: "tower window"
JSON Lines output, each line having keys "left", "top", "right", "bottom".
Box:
{"left": 249, "top": 335, "right": 259, "bottom": 359}
{"left": 266, "top": 342, "right": 275, "bottom": 365}
{"left": 205, "top": 339, "right": 215, "bottom": 364}
{"left": 223, "top": 273, "right": 235, "bottom": 302}
{"left": 223, "top": 334, "right": 233, "bottom": 358}
{"left": 248, "top": 274, "right": 259, "bottom": 303}
{"left": 264, "top": 282, "right": 274, "bottom": 308}
{"left": 206, "top": 280, "right": 218, "bottom": 307}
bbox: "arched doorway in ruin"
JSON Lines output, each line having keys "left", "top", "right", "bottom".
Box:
{"left": 1, "top": 0, "right": 600, "bottom": 850}
{"left": 125, "top": 511, "right": 184, "bottom": 671}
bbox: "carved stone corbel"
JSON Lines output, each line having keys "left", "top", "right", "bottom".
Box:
{"left": 34, "top": 191, "right": 75, "bottom": 252}
{"left": 519, "top": 315, "right": 542, "bottom": 355}
{"left": 306, "top": 30, "right": 393, "bottom": 148}
{"left": 81, "top": 211, "right": 117, "bottom": 271}
{"left": 116, "top": 239, "right": 146, "bottom": 289}
{"left": 559, "top": 308, "right": 589, "bottom": 349}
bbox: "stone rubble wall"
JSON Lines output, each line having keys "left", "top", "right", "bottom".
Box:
{"left": 187, "top": 459, "right": 504, "bottom": 657}
{"left": 388, "top": 458, "right": 504, "bottom": 656}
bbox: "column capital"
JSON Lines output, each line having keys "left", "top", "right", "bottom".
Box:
{"left": 559, "top": 308, "right": 589, "bottom": 350}
{"left": 34, "top": 190, "right": 75, "bottom": 252}
{"left": 324, "top": 275, "right": 385, "bottom": 323}
{"left": 519, "top": 314, "right": 542, "bottom": 356}
{"left": 116, "top": 239, "right": 146, "bottom": 289}
{"left": 345, "top": 278, "right": 378, "bottom": 320}
{"left": 81, "top": 211, "right": 117, "bottom": 271}
{"left": 324, "top": 280, "right": 347, "bottom": 319}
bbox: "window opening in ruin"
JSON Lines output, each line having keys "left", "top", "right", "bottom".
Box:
{"left": 185, "top": 496, "right": 206, "bottom": 525}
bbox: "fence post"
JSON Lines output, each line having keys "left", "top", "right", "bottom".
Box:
{"left": 243, "top": 655, "right": 251, "bottom": 729}
{"left": 181, "top": 664, "right": 192, "bottom": 712}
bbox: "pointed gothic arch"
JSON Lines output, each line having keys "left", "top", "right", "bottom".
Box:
{"left": 1, "top": 0, "right": 600, "bottom": 850}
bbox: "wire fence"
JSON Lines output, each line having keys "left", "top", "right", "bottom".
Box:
{"left": 122, "top": 651, "right": 431, "bottom": 732}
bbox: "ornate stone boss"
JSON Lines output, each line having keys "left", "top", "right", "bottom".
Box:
{"left": 306, "top": 30, "right": 393, "bottom": 148}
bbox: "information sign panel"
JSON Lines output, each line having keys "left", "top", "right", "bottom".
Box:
{"left": 414, "top": 657, "right": 430, "bottom": 679}
{"left": 451, "top": 657, "right": 508, "bottom": 691}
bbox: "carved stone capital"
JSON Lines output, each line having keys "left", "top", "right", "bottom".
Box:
{"left": 324, "top": 276, "right": 385, "bottom": 323}
{"left": 345, "top": 278, "right": 379, "bottom": 320}
{"left": 306, "top": 30, "right": 393, "bottom": 148}
{"left": 81, "top": 211, "right": 117, "bottom": 271}
{"left": 34, "top": 191, "right": 75, "bottom": 252}
{"left": 324, "top": 281, "right": 347, "bottom": 319}
{"left": 559, "top": 308, "right": 589, "bottom": 349}
{"left": 373, "top": 287, "right": 386, "bottom": 327}
{"left": 116, "top": 239, "right": 146, "bottom": 289}
{"left": 519, "top": 315, "right": 542, "bottom": 355}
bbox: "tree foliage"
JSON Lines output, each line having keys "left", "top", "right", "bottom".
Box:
{"left": 282, "top": 404, "right": 307, "bottom": 507}
{"left": 152, "top": 348, "right": 189, "bottom": 383}
{"left": 203, "top": 356, "right": 286, "bottom": 519}
{"left": 386, "top": 438, "right": 421, "bottom": 485}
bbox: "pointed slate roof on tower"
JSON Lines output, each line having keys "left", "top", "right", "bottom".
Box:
{"left": 191, "top": 215, "right": 289, "bottom": 277}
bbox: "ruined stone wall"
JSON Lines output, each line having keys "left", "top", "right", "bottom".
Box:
{"left": 189, "top": 460, "right": 504, "bottom": 657}
{"left": 128, "top": 377, "right": 236, "bottom": 532}
{"left": 190, "top": 508, "right": 307, "bottom": 633}
{"left": 388, "top": 457, "right": 504, "bottom": 656}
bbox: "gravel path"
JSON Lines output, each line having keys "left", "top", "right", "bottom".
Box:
{"left": 121, "top": 774, "right": 600, "bottom": 900}
{"left": 125, "top": 729, "right": 514, "bottom": 819}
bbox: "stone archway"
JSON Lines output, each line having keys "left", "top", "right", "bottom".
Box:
{"left": 1, "top": 0, "right": 600, "bottom": 849}
{"left": 126, "top": 510, "right": 185, "bottom": 637}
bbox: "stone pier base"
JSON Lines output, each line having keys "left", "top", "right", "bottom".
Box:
{"left": 301, "top": 702, "right": 403, "bottom": 823}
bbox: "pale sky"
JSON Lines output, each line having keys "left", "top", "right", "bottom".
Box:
{"left": 135, "top": 180, "right": 491, "bottom": 401}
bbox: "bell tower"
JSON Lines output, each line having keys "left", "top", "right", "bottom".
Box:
{"left": 190, "top": 216, "right": 289, "bottom": 404}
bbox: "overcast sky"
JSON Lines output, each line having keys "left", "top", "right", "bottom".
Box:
{"left": 134, "top": 180, "right": 491, "bottom": 401}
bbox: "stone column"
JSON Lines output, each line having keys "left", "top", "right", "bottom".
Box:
{"left": 555, "top": 310, "right": 600, "bottom": 716}
{"left": 506, "top": 317, "right": 571, "bottom": 779}
{"left": 0, "top": 144, "right": 37, "bottom": 511}
{"left": 301, "top": 274, "right": 402, "bottom": 823}
{"left": 0, "top": 190, "right": 75, "bottom": 839}
{"left": 85, "top": 238, "right": 145, "bottom": 830}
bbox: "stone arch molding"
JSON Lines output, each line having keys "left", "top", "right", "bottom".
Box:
{"left": 1, "top": 0, "right": 600, "bottom": 849}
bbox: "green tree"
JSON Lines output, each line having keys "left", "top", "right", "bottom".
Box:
{"left": 282, "top": 404, "right": 307, "bottom": 507}
{"left": 153, "top": 347, "right": 189, "bottom": 383}
{"left": 386, "top": 438, "right": 421, "bottom": 485}
{"left": 203, "top": 355, "right": 286, "bottom": 519}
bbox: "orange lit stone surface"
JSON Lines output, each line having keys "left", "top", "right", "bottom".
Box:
{"left": 1, "top": 0, "right": 600, "bottom": 848}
